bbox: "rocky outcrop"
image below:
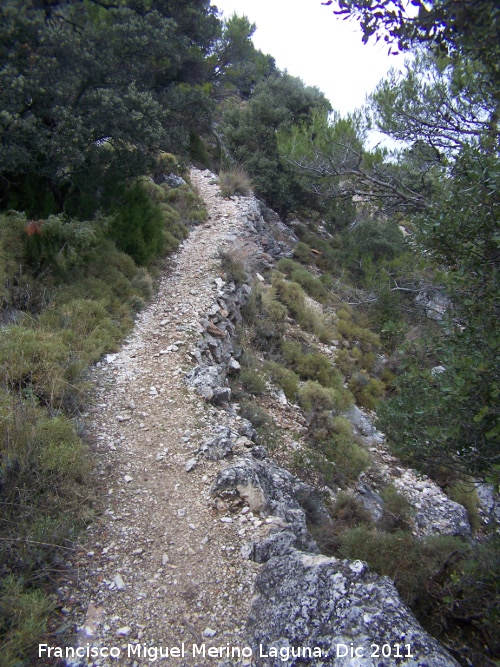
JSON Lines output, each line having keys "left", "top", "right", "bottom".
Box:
{"left": 211, "top": 455, "right": 321, "bottom": 559}
{"left": 345, "top": 404, "right": 384, "bottom": 443}
{"left": 246, "top": 550, "right": 460, "bottom": 667}
{"left": 239, "top": 198, "right": 298, "bottom": 265}
{"left": 393, "top": 471, "right": 471, "bottom": 538}
{"left": 185, "top": 278, "right": 251, "bottom": 404}
{"left": 344, "top": 405, "right": 471, "bottom": 539}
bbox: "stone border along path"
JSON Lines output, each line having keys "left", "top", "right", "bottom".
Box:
{"left": 64, "top": 169, "right": 266, "bottom": 666}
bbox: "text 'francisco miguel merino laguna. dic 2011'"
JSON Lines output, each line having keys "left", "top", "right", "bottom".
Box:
{"left": 39, "top": 641, "right": 416, "bottom": 662}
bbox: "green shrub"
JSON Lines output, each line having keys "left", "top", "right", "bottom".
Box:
{"left": 0, "top": 396, "right": 90, "bottom": 506}
{"left": 272, "top": 274, "right": 335, "bottom": 340}
{"left": 238, "top": 399, "right": 280, "bottom": 449}
{"left": 336, "top": 316, "right": 381, "bottom": 353}
{"left": 291, "top": 267, "right": 329, "bottom": 303}
{"left": 275, "top": 258, "right": 299, "bottom": 275}
{"left": 239, "top": 399, "right": 272, "bottom": 429}
{"left": 340, "top": 527, "right": 467, "bottom": 606}
{"left": 0, "top": 393, "right": 91, "bottom": 599}
{"left": 39, "top": 299, "right": 121, "bottom": 365}
{"left": 312, "top": 491, "right": 373, "bottom": 555}
{"left": 166, "top": 188, "right": 207, "bottom": 224}
{"left": 293, "top": 241, "right": 312, "bottom": 264}
{"left": 219, "top": 251, "right": 248, "bottom": 286}
{"left": 348, "top": 372, "right": 386, "bottom": 410}
{"left": 299, "top": 352, "right": 343, "bottom": 388}
{"left": 245, "top": 286, "right": 289, "bottom": 352}
{"left": 276, "top": 258, "right": 329, "bottom": 303}
{"left": 379, "top": 484, "right": 414, "bottom": 533}
{"left": 319, "top": 417, "right": 371, "bottom": 484}
{"left": 23, "top": 215, "right": 101, "bottom": 278}
{"left": 131, "top": 267, "right": 154, "bottom": 299}
{"left": 108, "top": 182, "right": 165, "bottom": 265}
{"left": 447, "top": 481, "right": 481, "bottom": 534}
{"left": 238, "top": 368, "right": 267, "bottom": 396}
{"left": 265, "top": 361, "right": 299, "bottom": 401}
{"left": 0, "top": 326, "right": 82, "bottom": 408}
{"left": 299, "top": 380, "right": 334, "bottom": 414}
{"left": 218, "top": 168, "right": 252, "bottom": 197}
{"left": 0, "top": 577, "right": 55, "bottom": 667}
{"left": 281, "top": 341, "right": 346, "bottom": 391}
{"left": 335, "top": 348, "right": 357, "bottom": 377}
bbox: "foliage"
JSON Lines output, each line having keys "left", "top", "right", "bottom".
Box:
{"left": 348, "top": 372, "right": 385, "bottom": 410}
{"left": 298, "top": 380, "right": 352, "bottom": 420}
{"left": 107, "top": 182, "right": 165, "bottom": 266}
{"left": 312, "top": 491, "right": 373, "bottom": 554}
{"left": 163, "top": 184, "right": 208, "bottom": 225}
{"left": 0, "top": 0, "right": 221, "bottom": 216}
{"left": 378, "top": 484, "right": 414, "bottom": 533}
{"left": 446, "top": 481, "right": 481, "bottom": 534}
{"left": 292, "top": 242, "right": 313, "bottom": 264}
{"left": 219, "top": 251, "right": 248, "bottom": 285}
{"left": 278, "top": 106, "right": 434, "bottom": 215}
{"left": 0, "top": 173, "right": 197, "bottom": 662}
{"left": 276, "top": 258, "right": 329, "bottom": 303}
{"left": 340, "top": 527, "right": 467, "bottom": 605}
{"left": 264, "top": 361, "right": 299, "bottom": 401}
{"left": 213, "top": 14, "right": 276, "bottom": 99}
{"left": 0, "top": 576, "right": 55, "bottom": 667}
{"left": 221, "top": 72, "right": 331, "bottom": 215}
{"left": 272, "top": 273, "right": 335, "bottom": 341}
{"left": 218, "top": 167, "right": 252, "bottom": 197}
{"left": 236, "top": 368, "right": 266, "bottom": 396}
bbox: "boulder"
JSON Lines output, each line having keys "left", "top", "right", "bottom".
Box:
{"left": 345, "top": 405, "right": 384, "bottom": 443}
{"left": 211, "top": 455, "right": 321, "bottom": 556}
{"left": 393, "top": 472, "right": 471, "bottom": 538}
{"left": 246, "top": 551, "right": 460, "bottom": 667}
{"left": 198, "top": 426, "right": 235, "bottom": 460}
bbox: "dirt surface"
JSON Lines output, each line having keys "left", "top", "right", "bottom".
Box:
{"left": 60, "top": 170, "right": 265, "bottom": 667}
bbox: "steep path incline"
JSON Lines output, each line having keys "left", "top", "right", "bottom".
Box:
{"left": 65, "top": 170, "right": 260, "bottom": 665}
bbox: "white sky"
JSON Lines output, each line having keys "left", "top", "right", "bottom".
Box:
{"left": 213, "top": 0, "right": 408, "bottom": 117}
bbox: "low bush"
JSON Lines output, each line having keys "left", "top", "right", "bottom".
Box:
{"left": 318, "top": 417, "right": 371, "bottom": 485}
{"left": 107, "top": 181, "right": 166, "bottom": 266}
{"left": 219, "top": 251, "right": 248, "bottom": 286}
{"left": 446, "top": 481, "right": 481, "bottom": 534}
{"left": 276, "top": 259, "right": 329, "bottom": 303}
{"left": 339, "top": 527, "right": 467, "bottom": 607}
{"left": 312, "top": 492, "right": 373, "bottom": 554}
{"left": 379, "top": 484, "right": 414, "bottom": 533}
{"left": 218, "top": 168, "right": 252, "bottom": 197}
{"left": 164, "top": 184, "right": 208, "bottom": 225}
{"left": 272, "top": 274, "right": 335, "bottom": 341}
{"left": 238, "top": 399, "right": 280, "bottom": 449}
{"left": 39, "top": 299, "right": 121, "bottom": 366}
{"left": 293, "top": 241, "right": 312, "bottom": 264}
{"left": 0, "top": 577, "right": 55, "bottom": 667}
{"left": 237, "top": 368, "right": 267, "bottom": 396}
{"left": 348, "top": 372, "right": 386, "bottom": 410}
{"left": 264, "top": 361, "right": 299, "bottom": 401}
{"left": 290, "top": 268, "right": 329, "bottom": 304}
{"left": 281, "top": 342, "right": 347, "bottom": 394}
{"left": 0, "top": 326, "right": 82, "bottom": 409}
{"left": 299, "top": 381, "right": 352, "bottom": 419}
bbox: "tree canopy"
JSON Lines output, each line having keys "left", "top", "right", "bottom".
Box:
{"left": 0, "top": 0, "right": 221, "bottom": 215}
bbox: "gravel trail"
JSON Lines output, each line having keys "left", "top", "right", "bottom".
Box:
{"left": 62, "top": 169, "right": 260, "bottom": 667}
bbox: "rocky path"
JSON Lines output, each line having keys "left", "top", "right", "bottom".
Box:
{"left": 64, "top": 170, "right": 262, "bottom": 666}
